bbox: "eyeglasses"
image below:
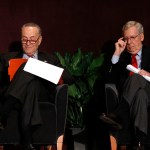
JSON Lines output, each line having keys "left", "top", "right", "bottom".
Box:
{"left": 123, "top": 33, "right": 141, "bottom": 42}
{"left": 21, "top": 36, "right": 40, "bottom": 44}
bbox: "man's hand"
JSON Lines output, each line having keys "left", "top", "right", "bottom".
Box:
{"left": 114, "top": 37, "right": 127, "bottom": 56}
{"left": 138, "top": 69, "right": 150, "bottom": 77}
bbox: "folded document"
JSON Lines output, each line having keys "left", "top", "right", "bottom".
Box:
{"left": 126, "top": 64, "right": 150, "bottom": 82}
{"left": 23, "top": 58, "right": 64, "bottom": 84}
{"left": 8, "top": 58, "right": 27, "bottom": 81}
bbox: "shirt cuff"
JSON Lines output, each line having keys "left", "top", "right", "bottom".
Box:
{"left": 111, "top": 55, "right": 119, "bottom": 64}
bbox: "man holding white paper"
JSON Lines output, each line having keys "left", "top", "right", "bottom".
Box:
{"left": 100, "top": 21, "right": 150, "bottom": 149}
{"left": 0, "top": 22, "right": 74, "bottom": 150}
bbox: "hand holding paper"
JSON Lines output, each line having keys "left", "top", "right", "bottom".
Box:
{"left": 126, "top": 64, "right": 140, "bottom": 74}
{"left": 23, "top": 58, "right": 64, "bottom": 84}
{"left": 126, "top": 64, "right": 150, "bottom": 82}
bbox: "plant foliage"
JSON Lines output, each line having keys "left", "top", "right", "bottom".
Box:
{"left": 55, "top": 48, "right": 104, "bottom": 127}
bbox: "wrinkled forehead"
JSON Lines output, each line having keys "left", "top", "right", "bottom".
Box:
{"left": 123, "top": 26, "right": 139, "bottom": 36}
{"left": 22, "top": 26, "right": 40, "bottom": 37}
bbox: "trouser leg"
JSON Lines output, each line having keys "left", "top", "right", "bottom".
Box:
{"left": 113, "top": 100, "right": 132, "bottom": 144}
{"left": 115, "top": 74, "right": 150, "bottom": 144}
{"left": 0, "top": 96, "right": 20, "bottom": 126}
{"left": 130, "top": 89, "right": 148, "bottom": 135}
{"left": 5, "top": 63, "right": 35, "bottom": 102}
{"left": 21, "top": 79, "right": 42, "bottom": 128}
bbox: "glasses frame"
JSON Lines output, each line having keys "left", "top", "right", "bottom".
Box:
{"left": 21, "top": 36, "right": 40, "bottom": 45}
{"left": 123, "top": 33, "right": 142, "bottom": 42}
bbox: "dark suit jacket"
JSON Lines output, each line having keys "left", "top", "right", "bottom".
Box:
{"left": 0, "top": 51, "right": 74, "bottom": 128}
{"left": 106, "top": 45, "right": 150, "bottom": 94}
{"left": 0, "top": 51, "right": 74, "bottom": 94}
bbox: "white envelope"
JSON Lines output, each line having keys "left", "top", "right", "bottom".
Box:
{"left": 23, "top": 58, "right": 64, "bottom": 84}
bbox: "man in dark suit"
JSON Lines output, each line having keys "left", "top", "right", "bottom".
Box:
{"left": 100, "top": 21, "right": 150, "bottom": 149}
{"left": 0, "top": 22, "right": 74, "bottom": 150}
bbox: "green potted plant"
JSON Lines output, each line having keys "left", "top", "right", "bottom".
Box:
{"left": 55, "top": 48, "right": 104, "bottom": 128}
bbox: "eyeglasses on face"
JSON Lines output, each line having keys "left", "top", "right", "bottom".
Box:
{"left": 123, "top": 33, "right": 141, "bottom": 42}
{"left": 21, "top": 36, "right": 40, "bottom": 44}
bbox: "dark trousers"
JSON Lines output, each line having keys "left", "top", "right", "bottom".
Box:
{"left": 114, "top": 74, "right": 150, "bottom": 144}
{"left": 1, "top": 63, "right": 56, "bottom": 146}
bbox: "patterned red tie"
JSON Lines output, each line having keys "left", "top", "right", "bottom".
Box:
{"left": 130, "top": 54, "right": 138, "bottom": 76}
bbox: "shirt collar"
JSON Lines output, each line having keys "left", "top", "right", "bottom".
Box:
{"left": 137, "top": 44, "right": 143, "bottom": 56}
{"left": 136, "top": 48, "right": 142, "bottom": 58}
{"left": 23, "top": 51, "right": 38, "bottom": 59}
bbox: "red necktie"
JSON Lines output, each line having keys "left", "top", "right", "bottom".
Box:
{"left": 130, "top": 54, "right": 138, "bottom": 76}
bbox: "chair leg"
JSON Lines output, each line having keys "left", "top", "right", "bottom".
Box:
{"left": 46, "top": 135, "right": 66, "bottom": 150}
{"left": 46, "top": 145, "right": 57, "bottom": 150}
{"left": 0, "top": 145, "right": 3, "bottom": 150}
{"left": 57, "top": 135, "right": 64, "bottom": 150}
{"left": 119, "top": 145, "right": 127, "bottom": 150}
{"left": 110, "top": 135, "right": 117, "bottom": 150}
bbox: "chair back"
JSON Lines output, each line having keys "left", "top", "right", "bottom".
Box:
{"left": 105, "top": 83, "right": 119, "bottom": 150}
{"left": 0, "top": 84, "right": 68, "bottom": 146}
{"left": 105, "top": 83, "right": 119, "bottom": 114}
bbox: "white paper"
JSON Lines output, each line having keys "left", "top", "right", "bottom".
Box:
{"left": 23, "top": 58, "right": 64, "bottom": 84}
{"left": 126, "top": 64, "right": 150, "bottom": 82}
{"left": 142, "top": 75, "right": 150, "bottom": 82}
{"left": 126, "top": 64, "right": 140, "bottom": 74}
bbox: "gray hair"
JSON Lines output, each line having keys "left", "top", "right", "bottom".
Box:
{"left": 122, "top": 21, "right": 144, "bottom": 35}
{"left": 21, "top": 22, "right": 42, "bottom": 35}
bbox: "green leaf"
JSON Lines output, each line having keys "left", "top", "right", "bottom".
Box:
{"left": 55, "top": 49, "right": 104, "bottom": 128}
{"left": 87, "top": 53, "right": 104, "bottom": 72}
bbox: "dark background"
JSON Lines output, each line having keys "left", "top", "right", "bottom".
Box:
{"left": 1, "top": 1, "right": 149, "bottom": 149}
{"left": 0, "top": 0, "right": 150, "bottom": 55}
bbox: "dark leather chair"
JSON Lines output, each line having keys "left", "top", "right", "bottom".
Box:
{"left": 0, "top": 84, "right": 68, "bottom": 150}
{"left": 105, "top": 83, "right": 119, "bottom": 114}
{"left": 105, "top": 83, "right": 150, "bottom": 149}
{"left": 105, "top": 83, "right": 119, "bottom": 150}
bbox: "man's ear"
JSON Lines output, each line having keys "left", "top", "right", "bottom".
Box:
{"left": 141, "top": 33, "right": 144, "bottom": 42}
{"left": 38, "top": 36, "right": 42, "bottom": 45}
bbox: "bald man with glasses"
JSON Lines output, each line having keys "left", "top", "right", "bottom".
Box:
{"left": 0, "top": 22, "right": 74, "bottom": 150}
{"left": 100, "top": 21, "right": 150, "bottom": 149}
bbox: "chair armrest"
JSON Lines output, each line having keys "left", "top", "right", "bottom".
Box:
{"left": 105, "top": 83, "right": 119, "bottom": 113}
{"left": 55, "top": 84, "right": 68, "bottom": 139}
